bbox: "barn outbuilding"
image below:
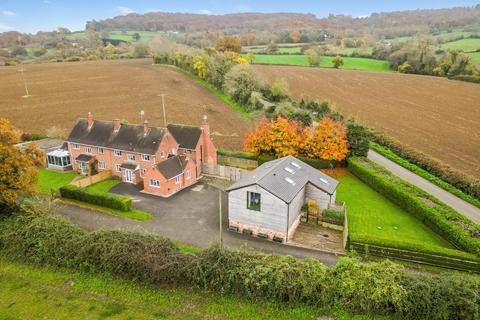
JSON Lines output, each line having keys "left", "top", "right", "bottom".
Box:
{"left": 226, "top": 155, "right": 339, "bottom": 243}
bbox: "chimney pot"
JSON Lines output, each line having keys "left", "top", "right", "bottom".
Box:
{"left": 113, "top": 118, "right": 121, "bottom": 131}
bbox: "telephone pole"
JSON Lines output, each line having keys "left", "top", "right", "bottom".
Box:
{"left": 158, "top": 93, "right": 167, "bottom": 126}
{"left": 18, "top": 67, "right": 31, "bottom": 98}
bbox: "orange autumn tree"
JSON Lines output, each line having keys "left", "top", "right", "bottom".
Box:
{"left": 244, "top": 117, "right": 300, "bottom": 157}
{"left": 300, "top": 117, "right": 349, "bottom": 161}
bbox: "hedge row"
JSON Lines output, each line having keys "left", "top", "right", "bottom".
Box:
{"left": 449, "top": 74, "right": 480, "bottom": 84}
{"left": 373, "top": 134, "right": 480, "bottom": 200}
{"left": 0, "top": 211, "right": 479, "bottom": 320}
{"left": 59, "top": 185, "right": 132, "bottom": 212}
{"left": 322, "top": 209, "right": 345, "bottom": 226}
{"left": 370, "top": 142, "right": 480, "bottom": 209}
{"left": 217, "top": 149, "right": 258, "bottom": 161}
{"left": 348, "top": 157, "right": 480, "bottom": 256}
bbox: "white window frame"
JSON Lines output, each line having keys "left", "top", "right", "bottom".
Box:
{"left": 149, "top": 179, "right": 160, "bottom": 188}
{"left": 160, "top": 151, "right": 165, "bottom": 158}
{"left": 115, "top": 164, "right": 121, "bottom": 172}
{"left": 186, "top": 170, "right": 191, "bottom": 179}
{"left": 98, "top": 161, "right": 106, "bottom": 170}
{"left": 127, "top": 154, "right": 136, "bottom": 161}
{"left": 175, "top": 176, "right": 180, "bottom": 184}
{"left": 85, "top": 146, "right": 92, "bottom": 154}
{"left": 72, "top": 143, "right": 80, "bottom": 150}
{"left": 114, "top": 149, "right": 122, "bottom": 157}
{"left": 97, "top": 147, "right": 104, "bottom": 154}
{"left": 141, "top": 154, "right": 150, "bottom": 161}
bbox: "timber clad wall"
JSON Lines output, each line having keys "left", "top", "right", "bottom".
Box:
{"left": 306, "top": 183, "right": 335, "bottom": 209}
{"left": 229, "top": 185, "right": 287, "bottom": 233}
{"left": 288, "top": 186, "right": 305, "bottom": 237}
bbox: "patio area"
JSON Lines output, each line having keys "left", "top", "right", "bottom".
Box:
{"left": 288, "top": 222, "right": 345, "bottom": 254}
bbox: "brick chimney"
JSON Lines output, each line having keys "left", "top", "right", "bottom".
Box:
{"left": 87, "top": 112, "right": 94, "bottom": 128}
{"left": 201, "top": 115, "right": 210, "bottom": 163}
{"left": 143, "top": 119, "right": 149, "bottom": 136}
{"left": 113, "top": 118, "right": 121, "bottom": 132}
{"left": 201, "top": 115, "right": 210, "bottom": 137}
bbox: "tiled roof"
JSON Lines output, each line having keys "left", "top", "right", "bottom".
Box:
{"left": 75, "top": 154, "right": 94, "bottom": 162}
{"left": 167, "top": 124, "right": 202, "bottom": 150}
{"left": 155, "top": 155, "right": 188, "bottom": 180}
{"left": 226, "top": 155, "right": 339, "bottom": 203}
{"left": 120, "top": 162, "right": 139, "bottom": 170}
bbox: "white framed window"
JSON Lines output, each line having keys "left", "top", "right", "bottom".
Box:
{"left": 97, "top": 147, "right": 104, "bottom": 154}
{"left": 186, "top": 170, "right": 191, "bottom": 179}
{"left": 175, "top": 176, "right": 180, "bottom": 184}
{"left": 141, "top": 154, "right": 150, "bottom": 161}
{"left": 171, "top": 148, "right": 177, "bottom": 155}
{"left": 114, "top": 149, "right": 122, "bottom": 157}
{"left": 160, "top": 151, "right": 165, "bottom": 158}
{"left": 149, "top": 179, "right": 160, "bottom": 188}
{"left": 115, "top": 164, "right": 121, "bottom": 172}
{"left": 127, "top": 154, "right": 136, "bottom": 161}
{"left": 85, "top": 146, "right": 92, "bottom": 154}
{"left": 72, "top": 143, "right": 80, "bottom": 150}
{"left": 98, "top": 161, "right": 106, "bottom": 170}
{"left": 247, "top": 192, "right": 261, "bottom": 211}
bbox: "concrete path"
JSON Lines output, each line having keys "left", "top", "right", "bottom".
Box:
{"left": 58, "top": 182, "right": 340, "bottom": 266}
{"left": 368, "top": 150, "right": 480, "bottom": 224}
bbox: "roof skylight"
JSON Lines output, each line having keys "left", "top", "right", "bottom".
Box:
{"left": 285, "top": 177, "right": 296, "bottom": 185}
{"left": 284, "top": 167, "right": 295, "bottom": 174}
{"left": 291, "top": 162, "right": 301, "bottom": 168}
{"left": 319, "top": 178, "right": 329, "bottom": 184}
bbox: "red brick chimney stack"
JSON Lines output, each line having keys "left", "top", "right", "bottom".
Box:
{"left": 113, "top": 118, "right": 121, "bottom": 132}
{"left": 87, "top": 112, "right": 94, "bottom": 127}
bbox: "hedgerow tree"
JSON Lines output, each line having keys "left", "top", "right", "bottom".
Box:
{"left": 223, "top": 64, "right": 260, "bottom": 106}
{"left": 346, "top": 119, "right": 372, "bottom": 157}
{"left": 215, "top": 36, "right": 241, "bottom": 53}
{"left": 0, "top": 117, "right": 19, "bottom": 144}
{"left": 332, "top": 55, "right": 344, "bottom": 68}
{"left": 305, "top": 48, "right": 321, "bottom": 67}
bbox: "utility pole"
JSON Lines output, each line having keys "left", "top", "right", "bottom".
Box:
{"left": 219, "top": 191, "right": 223, "bottom": 247}
{"left": 140, "top": 110, "right": 145, "bottom": 122}
{"left": 158, "top": 93, "right": 167, "bottom": 126}
{"left": 18, "top": 67, "right": 31, "bottom": 98}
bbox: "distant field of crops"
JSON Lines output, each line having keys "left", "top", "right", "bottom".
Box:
{"left": 247, "top": 54, "right": 392, "bottom": 72}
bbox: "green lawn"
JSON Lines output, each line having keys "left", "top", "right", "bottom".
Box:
{"left": 336, "top": 174, "right": 451, "bottom": 249}
{"left": 247, "top": 54, "right": 392, "bottom": 72}
{"left": 37, "top": 168, "right": 76, "bottom": 194}
{"left": 0, "top": 258, "right": 385, "bottom": 320}
{"left": 68, "top": 30, "right": 164, "bottom": 43}
{"left": 440, "top": 38, "right": 480, "bottom": 52}
{"left": 84, "top": 178, "right": 121, "bottom": 193}
{"left": 468, "top": 51, "right": 480, "bottom": 66}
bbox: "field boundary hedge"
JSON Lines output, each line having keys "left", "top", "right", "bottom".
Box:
{"left": 59, "top": 184, "right": 132, "bottom": 212}
{"left": 348, "top": 157, "right": 480, "bottom": 256}
{"left": 372, "top": 134, "right": 480, "bottom": 200}
{"left": 370, "top": 142, "right": 480, "bottom": 208}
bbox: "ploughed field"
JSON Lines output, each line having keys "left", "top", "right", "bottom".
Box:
{"left": 0, "top": 59, "right": 252, "bottom": 150}
{"left": 254, "top": 65, "right": 480, "bottom": 179}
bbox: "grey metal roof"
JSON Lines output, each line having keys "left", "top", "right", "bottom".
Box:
{"left": 167, "top": 124, "right": 202, "bottom": 150}
{"left": 155, "top": 155, "right": 188, "bottom": 180}
{"left": 67, "top": 119, "right": 167, "bottom": 155}
{"left": 226, "top": 155, "right": 339, "bottom": 203}
{"left": 14, "top": 138, "right": 64, "bottom": 151}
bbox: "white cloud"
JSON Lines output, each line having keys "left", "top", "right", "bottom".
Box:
{"left": 199, "top": 9, "right": 211, "bottom": 15}
{"left": 0, "top": 23, "right": 13, "bottom": 31}
{"left": 116, "top": 6, "right": 134, "bottom": 14}
{"left": 2, "top": 10, "right": 15, "bottom": 17}
{"left": 235, "top": 4, "right": 251, "bottom": 12}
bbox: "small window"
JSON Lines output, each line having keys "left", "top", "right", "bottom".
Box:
{"left": 127, "top": 154, "right": 136, "bottom": 161}
{"left": 85, "top": 147, "right": 92, "bottom": 154}
{"left": 98, "top": 161, "right": 106, "bottom": 170}
{"left": 247, "top": 192, "right": 261, "bottom": 211}
{"left": 149, "top": 179, "right": 160, "bottom": 187}
{"left": 141, "top": 154, "right": 150, "bottom": 161}
{"left": 115, "top": 164, "right": 121, "bottom": 172}
{"left": 186, "top": 170, "right": 191, "bottom": 179}
{"left": 160, "top": 151, "right": 165, "bottom": 158}
{"left": 175, "top": 176, "right": 180, "bottom": 184}
{"left": 97, "top": 147, "right": 104, "bottom": 154}
{"left": 72, "top": 143, "right": 80, "bottom": 150}
{"left": 114, "top": 149, "right": 122, "bottom": 157}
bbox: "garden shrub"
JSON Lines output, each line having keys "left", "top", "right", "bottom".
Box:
{"left": 0, "top": 211, "right": 479, "bottom": 319}
{"left": 322, "top": 209, "right": 345, "bottom": 225}
{"left": 217, "top": 149, "right": 257, "bottom": 161}
{"left": 59, "top": 185, "right": 131, "bottom": 211}
{"left": 348, "top": 157, "right": 480, "bottom": 256}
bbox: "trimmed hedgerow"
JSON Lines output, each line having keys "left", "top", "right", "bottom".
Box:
{"left": 0, "top": 211, "right": 479, "bottom": 319}
{"left": 59, "top": 184, "right": 132, "bottom": 212}
{"left": 373, "top": 134, "right": 480, "bottom": 200}
{"left": 370, "top": 142, "right": 480, "bottom": 209}
{"left": 348, "top": 157, "right": 480, "bottom": 256}
{"left": 217, "top": 149, "right": 258, "bottom": 161}
{"left": 322, "top": 209, "right": 345, "bottom": 226}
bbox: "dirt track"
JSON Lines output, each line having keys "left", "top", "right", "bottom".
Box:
{"left": 0, "top": 59, "right": 253, "bottom": 150}
{"left": 254, "top": 65, "right": 480, "bottom": 179}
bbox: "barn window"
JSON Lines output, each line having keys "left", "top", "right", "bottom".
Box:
{"left": 247, "top": 191, "right": 261, "bottom": 211}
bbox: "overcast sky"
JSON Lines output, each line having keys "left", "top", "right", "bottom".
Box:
{"left": 1, "top": 0, "right": 479, "bottom": 33}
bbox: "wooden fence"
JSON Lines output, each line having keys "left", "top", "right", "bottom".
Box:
{"left": 71, "top": 170, "right": 112, "bottom": 188}
{"left": 202, "top": 163, "right": 248, "bottom": 181}
{"left": 343, "top": 203, "right": 349, "bottom": 249}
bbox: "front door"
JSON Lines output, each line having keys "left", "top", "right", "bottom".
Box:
{"left": 80, "top": 162, "right": 87, "bottom": 175}
{"left": 124, "top": 169, "right": 133, "bottom": 183}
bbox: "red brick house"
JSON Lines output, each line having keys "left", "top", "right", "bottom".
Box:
{"left": 66, "top": 113, "right": 217, "bottom": 197}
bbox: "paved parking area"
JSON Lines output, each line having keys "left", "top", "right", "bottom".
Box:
{"left": 59, "top": 181, "right": 341, "bottom": 265}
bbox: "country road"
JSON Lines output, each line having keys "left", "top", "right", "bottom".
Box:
{"left": 368, "top": 150, "right": 480, "bottom": 224}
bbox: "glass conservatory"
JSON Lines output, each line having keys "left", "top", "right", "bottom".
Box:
{"left": 46, "top": 148, "right": 72, "bottom": 171}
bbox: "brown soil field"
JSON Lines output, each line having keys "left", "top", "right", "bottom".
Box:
{"left": 0, "top": 59, "right": 253, "bottom": 150}
{"left": 254, "top": 65, "right": 480, "bottom": 179}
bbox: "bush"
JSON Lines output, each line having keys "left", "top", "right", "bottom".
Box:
{"left": 217, "top": 149, "right": 257, "bottom": 160}
{"left": 59, "top": 185, "right": 132, "bottom": 211}
{"left": 346, "top": 119, "right": 372, "bottom": 157}
{"left": 322, "top": 209, "right": 345, "bottom": 225}
{"left": 65, "top": 56, "right": 81, "bottom": 62}
{"left": 348, "top": 157, "right": 480, "bottom": 256}
{"left": 449, "top": 74, "right": 480, "bottom": 83}
{"left": 373, "top": 134, "right": 480, "bottom": 200}
{"left": 0, "top": 212, "right": 479, "bottom": 319}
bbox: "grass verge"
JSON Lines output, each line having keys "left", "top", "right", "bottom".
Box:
{"left": 370, "top": 142, "right": 480, "bottom": 209}
{"left": 0, "top": 257, "right": 383, "bottom": 320}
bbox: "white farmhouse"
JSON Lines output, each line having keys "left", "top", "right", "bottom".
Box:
{"left": 226, "top": 155, "right": 339, "bottom": 243}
